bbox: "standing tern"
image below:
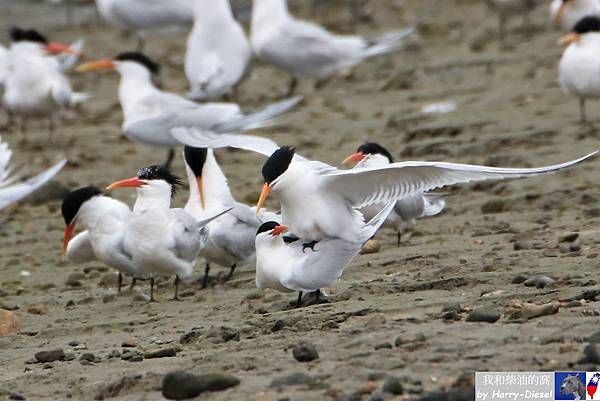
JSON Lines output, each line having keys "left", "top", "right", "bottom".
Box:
{"left": 107, "top": 165, "right": 231, "bottom": 301}
{"left": 94, "top": 0, "right": 194, "bottom": 50}
{"left": 342, "top": 142, "right": 446, "bottom": 246}
{"left": 172, "top": 128, "right": 598, "bottom": 246}
{"left": 558, "top": 16, "right": 600, "bottom": 122}
{"left": 0, "top": 136, "right": 67, "bottom": 210}
{"left": 61, "top": 187, "right": 150, "bottom": 291}
{"left": 76, "top": 52, "right": 302, "bottom": 167}
{"left": 3, "top": 28, "right": 87, "bottom": 142}
{"left": 550, "top": 0, "right": 600, "bottom": 31}
{"left": 183, "top": 146, "right": 280, "bottom": 287}
{"left": 255, "top": 201, "right": 395, "bottom": 307}
{"left": 250, "top": 0, "right": 414, "bottom": 94}
{"left": 485, "top": 0, "right": 543, "bottom": 40}
{"left": 185, "top": 0, "right": 251, "bottom": 100}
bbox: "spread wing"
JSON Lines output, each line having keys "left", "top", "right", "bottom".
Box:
{"left": 321, "top": 152, "right": 598, "bottom": 209}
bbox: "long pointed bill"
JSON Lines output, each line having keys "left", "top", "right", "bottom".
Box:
{"left": 342, "top": 152, "right": 365, "bottom": 165}
{"left": 62, "top": 222, "right": 76, "bottom": 257}
{"left": 256, "top": 183, "right": 271, "bottom": 215}
{"left": 76, "top": 59, "right": 116, "bottom": 73}
{"left": 45, "top": 42, "right": 79, "bottom": 55}
{"left": 554, "top": 2, "right": 567, "bottom": 28}
{"left": 106, "top": 177, "right": 145, "bottom": 190}
{"left": 271, "top": 225, "right": 289, "bottom": 236}
{"left": 558, "top": 32, "right": 580, "bottom": 45}
{"left": 197, "top": 177, "right": 205, "bottom": 209}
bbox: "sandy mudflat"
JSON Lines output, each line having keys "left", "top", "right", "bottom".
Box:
{"left": 1, "top": 1, "right": 600, "bottom": 400}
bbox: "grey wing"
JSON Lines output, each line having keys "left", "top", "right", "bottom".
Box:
{"left": 169, "top": 209, "right": 202, "bottom": 263}
{"left": 66, "top": 231, "right": 97, "bottom": 263}
{"left": 111, "top": 0, "right": 194, "bottom": 27}
{"left": 210, "top": 218, "right": 257, "bottom": 262}
{"left": 394, "top": 193, "right": 425, "bottom": 221}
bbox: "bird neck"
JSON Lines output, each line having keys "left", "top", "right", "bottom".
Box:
{"left": 194, "top": 0, "right": 234, "bottom": 22}
{"left": 184, "top": 149, "right": 234, "bottom": 215}
{"left": 78, "top": 196, "right": 126, "bottom": 231}
{"left": 133, "top": 184, "right": 172, "bottom": 215}
{"left": 118, "top": 67, "right": 155, "bottom": 117}
{"left": 252, "top": 0, "right": 290, "bottom": 30}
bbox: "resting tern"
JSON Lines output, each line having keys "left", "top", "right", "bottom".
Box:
{"left": 185, "top": 0, "right": 251, "bottom": 100}
{"left": 255, "top": 201, "right": 395, "bottom": 307}
{"left": 550, "top": 0, "right": 600, "bottom": 31}
{"left": 183, "top": 146, "right": 280, "bottom": 287}
{"left": 94, "top": 0, "right": 194, "bottom": 50}
{"left": 0, "top": 136, "right": 66, "bottom": 210}
{"left": 107, "top": 165, "right": 231, "bottom": 301}
{"left": 172, "top": 128, "right": 598, "bottom": 247}
{"left": 61, "top": 187, "right": 150, "bottom": 291}
{"left": 485, "top": 0, "right": 543, "bottom": 40}
{"left": 342, "top": 142, "right": 446, "bottom": 246}
{"left": 3, "top": 28, "right": 87, "bottom": 142}
{"left": 250, "top": 0, "right": 414, "bottom": 94}
{"left": 558, "top": 16, "right": 600, "bottom": 122}
{"left": 77, "top": 52, "right": 302, "bottom": 167}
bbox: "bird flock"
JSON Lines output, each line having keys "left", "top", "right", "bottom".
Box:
{"left": 0, "top": 0, "right": 599, "bottom": 307}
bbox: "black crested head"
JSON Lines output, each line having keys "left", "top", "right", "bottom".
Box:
{"left": 115, "top": 52, "right": 160, "bottom": 74}
{"left": 9, "top": 27, "right": 48, "bottom": 44}
{"left": 262, "top": 147, "right": 295, "bottom": 184}
{"left": 356, "top": 142, "right": 394, "bottom": 163}
{"left": 62, "top": 187, "right": 103, "bottom": 226}
{"left": 573, "top": 16, "right": 600, "bottom": 34}
{"left": 256, "top": 221, "right": 280, "bottom": 236}
{"left": 137, "top": 165, "right": 182, "bottom": 197}
{"left": 184, "top": 146, "right": 208, "bottom": 178}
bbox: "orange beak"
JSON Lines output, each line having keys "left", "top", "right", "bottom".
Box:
{"left": 271, "top": 225, "right": 289, "bottom": 236}
{"left": 106, "top": 177, "right": 145, "bottom": 190}
{"left": 62, "top": 222, "right": 76, "bottom": 257}
{"left": 342, "top": 152, "right": 365, "bottom": 165}
{"left": 256, "top": 183, "right": 271, "bottom": 215}
{"left": 558, "top": 32, "right": 580, "bottom": 45}
{"left": 554, "top": 2, "right": 567, "bottom": 28}
{"left": 76, "top": 59, "right": 116, "bottom": 73}
{"left": 197, "top": 176, "right": 205, "bottom": 209}
{"left": 45, "top": 42, "right": 79, "bottom": 55}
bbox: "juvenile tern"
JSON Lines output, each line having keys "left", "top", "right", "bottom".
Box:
{"left": 250, "top": 0, "right": 413, "bottom": 94}
{"left": 550, "top": 0, "right": 600, "bottom": 31}
{"left": 558, "top": 16, "right": 600, "bottom": 122}
{"left": 77, "top": 52, "right": 302, "bottom": 167}
{"left": 61, "top": 186, "right": 150, "bottom": 291}
{"left": 255, "top": 201, "right": 395, "bottom": 307}
{"left": 107, "top": 165, "right": 231, "bottom": 301}
{"left": 183, "top": 146, "right": 280, "bottom": 287}
{"left": 0, "top": 136, "right": 67, "bottom": 210}
{"left": 172, "top": 129, "right": 598, "bottom": 246}
{"left": 94, "top": 0, "right": 194, "bottom": 50}
{"left": 185, "top": 0, "right": 251, "bottom": 100}
{"left": 342, "top": 142, "right": 446, "bottom": 246}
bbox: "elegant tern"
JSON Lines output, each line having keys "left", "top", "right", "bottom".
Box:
{"left": 172, "top": 128, "right": 598, "bottom": 246}
{"left": 185, "top": 0, "right": 251, "bottom": 100}
{"left": 550, "top": 0, "right": 600, "bottom": 31}
{"left": 255, "top": 201, "right": 395, "bottom": 307}
{"left": 183, "top": 146, "right": 280, "bottom": 287}
{"left": 0, "top": 136, "right": 67, "bottom": 210}
{"left": 94, "top": 0, "right": 194, "bottom": 50}
{"left": 107, "top": 165, "right": 231, "bottom": 301}
{"left": 77, "top": 52, "right": 302, "bottom": 166}
{"left": 342, "top": 142, "right": 446, "bottom": 246}
{"left": 61, "top": 187, "right": 150, "bottom": 291}
{"left": 250, "top": 0, "right": 413, "bottom": 94}
{"left": 558, "top": 16, "right": 600, "bottom": 122}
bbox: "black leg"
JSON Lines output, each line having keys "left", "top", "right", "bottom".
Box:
{"left": 163, "top": 148, "right": 175, "bottom": 170}
{"left": 296, "top": 292, "right": 303, "bottom": 308}
{"left": 580, "top": 98, "right": 587, "bottom": 123}
{"left": 136, "top": 36, "right": 145, "bottom": 52}
{"left": 315, "top": 289, "right": 321, "bottom": 302}
{"left": 149, "top": 277, "right": 156, "bottom": 302}
{"left": 226, "top": 263, "right": 237, "bottom": 281}
{"left": 171, "top": 275, "right": 180, "bottom": 301}
{"left": 397, "top": 231, "right": 402, "bottom": 247}
{"left": 201, "top": 263, "right": 210, "bottom": 289}
{"left": 118, "top": 273, "right": 122, "bottom": 293}
{"left": 302, "top": 241, "right": 319, "bottom": 253}
{"left": 287, "top": 77, "right": 298, "bottom": 97}
{"left": 129, "top": 277, "right": 137, "bottom": 290}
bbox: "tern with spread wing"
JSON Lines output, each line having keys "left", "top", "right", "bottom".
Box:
{"left": 550, "top": 0, "right": 600, "bottom": 31}
{"left": 107, "top": 165, "right": 231, "bottom": 301}
{"left": 250, "top": 0, "right": 413, "bottom": 94}
{"left": 77, "top": 52, "right": 302, "bottom": 167}
{"left": 173, "top": 128, "right": 598, "bottom": 247}
{"left": 342, "top": 142, "right": 446, "bottom": 246}
{"left": 61, "top": 187, "right": 150, "bottom": 291}
{"left": 183, "top": 146, "right": 280, "bottom": 287}
{"left": 0, "top": 136, "right": 66, "bottom": 210}
{"left": 185, "top": 0, "right": 251, "bottom": 100}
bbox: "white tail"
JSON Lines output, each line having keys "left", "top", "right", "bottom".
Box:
{"left": 365, "top": 27, "right": 414, "bottom": 59}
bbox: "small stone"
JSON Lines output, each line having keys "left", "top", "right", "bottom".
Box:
{"left": 64, "top": 353, "right": 76, "bottom": 361}
{"left": 513, "top": 240, "right": 532, "bottom": 251}
{"left": 27, "top": 305, "right": 49, "bottom": 315}
{"left": 360, "top": 239, "right": 382, "bottom": 254}
{"left": 144, "top": 348, "right": 177, "bottom": 359}
{"left": 559, "top": 232, "right": 579, "bottom": 243}
{"left": 570, "top": 240, "right": 582, "bottom": 252}
{"left": 68, "top": 340, "right": 80, "bottom": 347}
{"left": 374, "top": 342, "right": 393, "bottom": 350}
{"left": 180, "top": 330, "right": 202, "bottom": 345}
{"left": 162, "top": 371, "right": 240, "bottom": 399}
{"left": 582, "top": 344, "right": 600, "bottom": 364}
{"left": 270, "top": 372, "right": 314, "bottom": 388}
{"left": 589, "top": 331, "right": 600, "bottom": 343}
{"left": 129, "top": 355, "right": 143, "bottom": 362}
{"left": 511, "top": 274, "right": 528, "bottom": 284}
{"left": 204, "top": 326, "right": 239, "bottom": 343}
{"left": 481, "top": 199, "right": 504, "bottom": 214}
{"left": 0, "top": 309, "right": 20, "bottom": 335}
{"left": 8, "top": 393, "right": 25, "bottom": 400}
{"left": 523, "top": 276, "right": 555, "bottom": 289}
{"left": 271, "top": 319, "right": 285, "bottom": 332}
{"left": 34, "top": 348, "right": 65, "bottom": 363}
{"left": 0, "top": 302, "right": 20, "bottom": 311}
{"left": 66, "top": 272, "right": 85, "bottom": 287}
{"left": 292, "top": 342, "right": 319, "bottom": 362}
{"left": 441, "top": 303, "right": 463, "bottom": 313}
{"left": 80, "top": 353, "right": 96, "bottom": 362}
{"left": 466, "top": 306, "right": 501, "bottom": 323}
{"left": 121, "top": 339, "right": 137, "bottom": 348}
{"left": 382, "top": 377, "right": 404, "bottom": 395}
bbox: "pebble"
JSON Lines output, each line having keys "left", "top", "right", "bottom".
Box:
{"left": 292, "top": 342, "right": 319, "bottom": 362}
{"left": 559, "top": 232, "right": 579, "bottom": 243}
{"left": 481, "top": 199, "right": 504, "bottom": 214}
{"left": 121, "top": 339, "right": 137, "bottom": 348}
{"left": 0, "top": 309, "right": 20, "bottom": 335}
{"left": 360, "top": 239, "right": 382, "bottom": 254}
{"left": 204, "top": 326, "right": 240, "bottom": 343}
{"left": 34, "top": 348, "right": 65, "bottom": 363}
{"left": 180, "top": 330, "right": 202, "bottom": 345}
{"left": 270, "top": 372, "right": 314, "bottom": 388}
{"left": 523, "top": 276, "right": 555, "bottom": 289}
{"left": 66, "top": 272, "right": 85, "bottom": 287}
{"left": 27, "top": 305, "right": 49, "bottom": 315}
{"left": 271, "top": 319, "right": 285, "bottom": 332}
{"left": 8, "top": 393, "right": 25, "bottom": 400}
{"left": 382, "top": 376, "right": 404, "bottom": 395}
{"left": 144, "top": 348, "right": 177, "bottom": 359}
{"left": 511, "top": 274, "right": 528, "bottom": 284}
{"left": 80, "top": 353, "right": 97, "bottom": 362}
{"left": 513, "top": 240, "right": 532, "bottom": 251}
{"left": 162, "top": 371, "right": 240, "bottom": 399}
{"left": 581, "top": 344, "right": 600, "bottom": 364}
{"left": 466, "top": 306, "right": 501, "bottom": 323}
{"left": 374, "top": 342, "right": 393, "bottom": 350}
{"left": 0, "top": 302, "right": 20, "bottom": 311}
